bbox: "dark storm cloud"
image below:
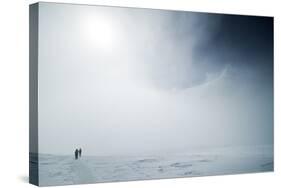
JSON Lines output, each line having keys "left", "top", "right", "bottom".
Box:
{"left": 171, "top": 13, "right": 273, "bottom": 90}
{"left": 193, "top": 14, "right": 273, "bottom": 67}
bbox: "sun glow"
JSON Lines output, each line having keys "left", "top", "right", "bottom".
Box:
{"left": 85, "top": 16, "right": 116, "bottom": 51}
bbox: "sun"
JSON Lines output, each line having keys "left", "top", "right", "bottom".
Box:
{"left": 86, "top": 16, "right": 116, "bottom": 51}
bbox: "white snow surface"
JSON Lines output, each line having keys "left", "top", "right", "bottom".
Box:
{"left": 37, "top": 145, "right": 273, "bottom": 186}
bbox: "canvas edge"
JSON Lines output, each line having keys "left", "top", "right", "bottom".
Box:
{"left": 29, "top": 2, "right": 39, "bottom": 186}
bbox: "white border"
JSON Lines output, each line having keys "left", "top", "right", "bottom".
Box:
{"left": 0, "top": 0, "right": 279, "bottom": 187}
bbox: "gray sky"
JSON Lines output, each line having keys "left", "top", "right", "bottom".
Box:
{"left": 37, "top": 3, "right": 273, "bottom": 155}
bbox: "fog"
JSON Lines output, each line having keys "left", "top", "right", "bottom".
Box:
{"left": 37, "top": 3, "right": 273, "bottom": 155}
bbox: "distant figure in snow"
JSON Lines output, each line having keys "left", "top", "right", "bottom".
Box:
{"left": 75, "top": 149, "right": 79, "bottom": 160}
{"left": 78, "top": 148, "right": 82, "bottom": 158}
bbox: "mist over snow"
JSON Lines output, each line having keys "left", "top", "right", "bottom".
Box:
{"left": 37, "top": 3, "right": 273, "bottom": 156}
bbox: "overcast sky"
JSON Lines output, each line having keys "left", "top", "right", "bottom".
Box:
{"left": 37, "top": 3, "right": 273, "bottom": 155}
